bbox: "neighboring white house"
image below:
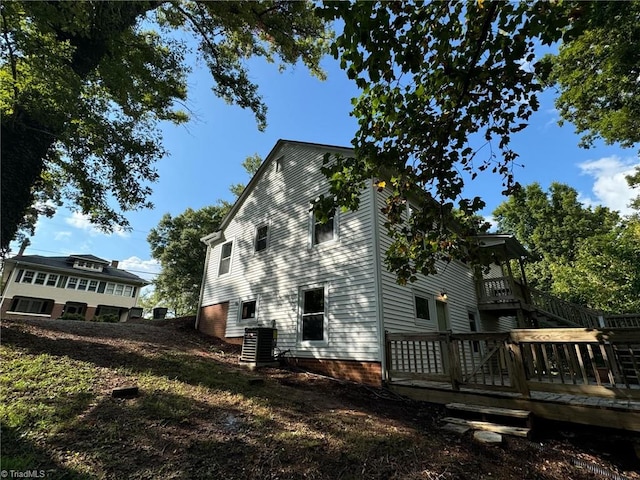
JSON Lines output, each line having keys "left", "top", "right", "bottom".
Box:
{"left": 197, "top": 140, "right": 520, "bottom": 385}
{"left": 1, "top": 253, "right": 148, "bottom": 322}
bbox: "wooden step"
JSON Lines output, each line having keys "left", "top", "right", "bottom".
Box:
{"left": 442, "top": 417, "right": 530, "bottom": 438}
{"left": 446, "top": 403, "right": 531, "bottom": 420}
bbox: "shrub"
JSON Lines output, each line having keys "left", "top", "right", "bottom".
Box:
{"left": 59, "top": 313, "right": 86, "bottom": 321}
{"left": 92, "top": 314, "right": 120, "bottom": 323}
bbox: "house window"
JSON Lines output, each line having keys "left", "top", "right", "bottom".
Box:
{"left": 255, "top": 225, "right": 268, "bottom": 252}
{"left": 34, "top": 272, "right": 47, "bottom": 285}
{"left": 114, "top": 284, "right": 124, "bottom": 296}
{"left": 14, "top": 269, "right": 24, "bottom": 282}
{"left": 46, "top": 274, "right": 58, "bottom": 287}
{"left": 219, "top": 241, "right": 233, "bottom": 275}
{"left": 300, "top": 286, "right": 326, "bottom": 342}
{"left": 87, "top": 280, "right": 98, "bottom": 292}
{"left": 77, "top": 279, "right": 88, "bottom": 291}
{"left": 57, "top": 275, "right": 68, "bottom": 288}
{"left": 67, "top": 277, "right": 78, "bottom": 289}
{"left": 123, "top": 285, "right": 133, "bottom": 297}
{"left": 22, "top": 271, "right": 35, "bottom": 284}
{"left": 97, "top": 281, "right": 106, "bottom": 294}
{"left": 240, "top": 299, "right": 257, "bottom": 321}
{"left": 11, "top": 297, "right": 51, "bottom": 315}
{"left": 415, "top": 295, "right": 431, "bottom": 322}
{"left": 105, "top": 283, "right": 115, "bottom": 295}
{"left": 312, "top": 209, "right": 335, "bottom": 245}
{"left": 64, "top": 302, "right": 86, "bottom": 316}
{"left": 275, "top": 156, "right": 283, "bottom": 172}
{"left": 469, "top": 311, "right": 479, "bottom": 353}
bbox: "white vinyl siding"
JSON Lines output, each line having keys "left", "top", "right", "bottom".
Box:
{"left": 201, "top": 143, "right": 380, "bottom": 362}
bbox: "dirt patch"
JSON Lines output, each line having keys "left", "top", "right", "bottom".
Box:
{"left": 2, "top": 318, "right": 639, "bottom": 479}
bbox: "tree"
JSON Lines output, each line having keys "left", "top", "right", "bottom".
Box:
{"left": 147, "top": 204, "right": 230, "bottom": 316}
{"left": 147, "top": 154, "right": 261, "bottom": 314}
{"left": 492, "top": 182, "right": 636, "bottom": 312}
{"left": 1, "top": 1, "right": 329, "bottom": 254}
{"left": 318, "top": 1, "right": 639, "bottom": 283}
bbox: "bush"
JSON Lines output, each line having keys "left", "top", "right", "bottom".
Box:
{"left": 92, "top": 314, "right": 120, "bottom": 323}
{"left": 59, "top": 313, "right": 86, "bottom": 321}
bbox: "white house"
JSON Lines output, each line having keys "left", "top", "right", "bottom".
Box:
{"left": 197, "top": 140, "right": 521, "bottom": 385}
{"left": 1, "top": 253, "right": 148, "bottom": 322}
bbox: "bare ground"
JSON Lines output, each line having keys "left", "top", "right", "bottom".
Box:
{"left": 1, "top": 318, "right": 639, "bottom": 479}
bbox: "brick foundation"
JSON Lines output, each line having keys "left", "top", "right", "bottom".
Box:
{"left": 289, "top": 358, "right": 383, "bottom": 386}
{"left": 198, "top": 302, "right": 244, "bottom": 344}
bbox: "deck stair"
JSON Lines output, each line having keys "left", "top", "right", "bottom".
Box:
{"left": 443, "top": 403, "right": 532, "bottom": 438}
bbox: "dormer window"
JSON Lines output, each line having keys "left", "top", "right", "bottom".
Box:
{"left": 73, "top": 260, "right": 104, "bottom": 272}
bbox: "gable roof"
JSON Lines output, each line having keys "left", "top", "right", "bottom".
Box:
{"left": 202, "top": 139, "right": 354, "bottom": 245}
{"left": 5, "top": 254, "right": 149, "bottom": 285}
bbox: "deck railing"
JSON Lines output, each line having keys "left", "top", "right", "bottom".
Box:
{"left": 604, "top": 314, "right": 640, "bottom": 328}
{"left": 386, "top": 328, "right": 640, "bottom": 400}
{"left": 477, "top": 276, "right": 526, "bottom": 303}
{"left": 528, "top": 288, "right": 602, "bottom": 328}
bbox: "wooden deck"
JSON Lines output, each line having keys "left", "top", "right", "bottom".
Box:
{"left": 385, "top": 328, "right": 640, "bottom": 432}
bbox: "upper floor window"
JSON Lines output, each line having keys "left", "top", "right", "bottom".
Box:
{"left": 312, "top": 209, "right": 335, "bottom": 246}
{"left": 219, "top": 241, "right": 233, "bottom": 275}
{"left": 255, "top": 224, "right": 269, "bottom": 252}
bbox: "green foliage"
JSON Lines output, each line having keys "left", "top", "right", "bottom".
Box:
{"left": 92, "top": 314, "right": 119, "bottom": 323}
{"left": 229, "top": 153, "right": 263, "bottom": 198}
{"left": 148, "top": 204, "right": 230, "bottom": 316}
{"left": 492, "top": 182, "right": 640, "bottom": 312}
{"left": 319, "top": 1, "right": 638, "bottom": 282}
{"left": 59, "top": 313, "right": 87, "bottom": 321}
{"left": 543, "top": 1, "right": 640, "bottom": 149}
{"left": 1, "top": 1, "right": 329, "bottom": 252}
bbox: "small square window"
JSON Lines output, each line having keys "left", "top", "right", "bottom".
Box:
{"left": 219, "top": 241, "right": 233, "bottom": 275}
{"left": 255, "top": 225, "right": 268, "bottom": 252}
{"left": 240, "top": 300, "right": 257, "bottom": 320}
{"left": 415, "top": 295, "right": 431, "bottom": 321}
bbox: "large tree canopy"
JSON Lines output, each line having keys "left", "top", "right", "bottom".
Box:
{"left": 1, "top": 0, "right": 329, "bottom": 254}
{"left": 318, "top": 0, "right": 639, "bottom": 283}
{"left": 493, "top": 182, "right": 640, "bottom": 313}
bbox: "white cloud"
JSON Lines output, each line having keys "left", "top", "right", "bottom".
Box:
{"left": 65, "top": 212, "right": 129, "bottom": 238}
{"left": 578, "top": 156, "right": 640, "bottom": 215}
{"left": 118, "top": 256, "right": 160, "bottom": 282}
{"left": 54, "top": 231, "right": 72, "bottom": 241}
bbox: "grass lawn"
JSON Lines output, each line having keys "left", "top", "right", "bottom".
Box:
{"left": 1, "top": 318, "right": 638, "bottom": 479}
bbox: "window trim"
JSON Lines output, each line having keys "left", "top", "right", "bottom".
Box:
{"left": 218, "top": 239, "right": 234, "bottom": 276}
{"left": 309, "top": 203, "right": 339, "bottom": 247}
{"left": 298, "top": 283, "right": 329, "bottom": 344}
{"left": 413, "top": 291, "right": 435, "bottom": 326}
{"left": 238, "top": 297, "right": 259, "bottom": 323}
{"left": 254, "top": 223, "right": 269, "bottom": 253}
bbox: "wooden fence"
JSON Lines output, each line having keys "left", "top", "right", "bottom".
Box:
{"left": 386, "top": 328, "right": 640, "bottom": 400}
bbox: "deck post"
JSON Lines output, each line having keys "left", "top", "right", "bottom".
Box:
{"left": 447, "top": 332, "right": 462, "bottom": 391}
{"left": 507, "top": 341, "right": 531, "bottom": 398}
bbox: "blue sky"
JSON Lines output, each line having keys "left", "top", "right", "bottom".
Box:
{"left": 11, "top": 43, "right": 640, "bottom": 286}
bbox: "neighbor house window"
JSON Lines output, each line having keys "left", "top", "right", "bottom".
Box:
{"left": 14, "top": 269, "right": 24, "bottom": 282}
{"left": 66, "top": 277, "right": 78, "bottom": 289}
{"left": 11, "top": 297, "right": 51, "bottom": 315}
{"left": 77, "top": 279, "right": 88, "bottom": 291}
{"left": 123, "top": 285, "right": 133, "bottom": 297}
{"left": 300, "top": 286, "right": 326, "bottom": 342}
{"left": 414, "top": 294, "right": 431, "bottom": 323}
{"left": 34, "top": 272, "right": 47, "bottom": 285}
{"left": 312, "top": 209, "right": 335, "bottom": 245}
{"left": 57, "top": 276, "right": 68, "bottom": 288}
{"left": 105, "top": 283, "right": 115, "bottom": 295}
{"left": 22, "top": 271, "right": 35, "bottom": 284}
{"left": 87, "top": 280, "right": 98, "bottom": 292}
{"left": 240, "top": 299, "right": 257, "bottom": 321}
{"left": 219, "top": 241, "right": 233, "bottom": 275}
{"left": 114, "top": 284, "right": 124, "bottom": 296}
{"left": 46, "top": 274, "right": 58, "bottom": 287}
{"left": 255, "top": 224, "right": 269, "bottom": 252}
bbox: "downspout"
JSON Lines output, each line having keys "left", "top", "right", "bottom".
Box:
{"left": 368, "top": 183, "right": 387, "bottom": 384}
{"left": 194, "top": 242, "right": 212, "bottom": 330}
